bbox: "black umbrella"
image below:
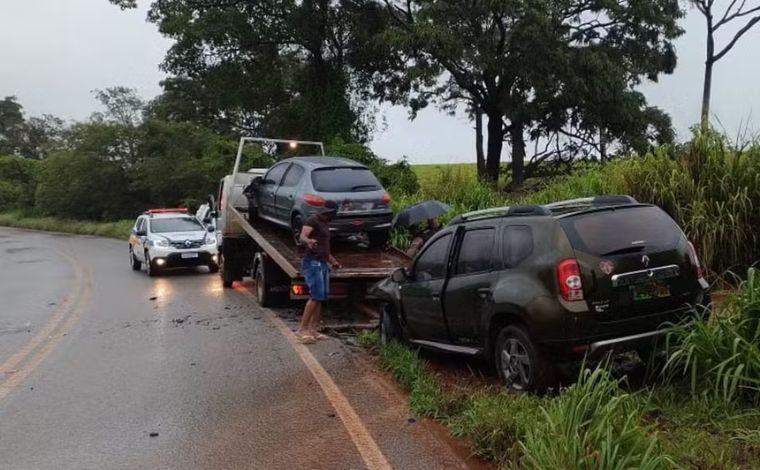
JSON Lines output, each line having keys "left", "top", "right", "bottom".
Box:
{"left": 393, "top": 200, "right": 451, "bottom": 227}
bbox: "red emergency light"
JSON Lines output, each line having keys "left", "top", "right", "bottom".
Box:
{"left": 145, "top": 208, "right": 188, "bottom": 215}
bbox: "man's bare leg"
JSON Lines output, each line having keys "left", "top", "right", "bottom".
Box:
{"left": 297, "top": 300, "right": 318, "bottom": 337}
{"left": 308, "top": 301, "right": 322, "bottom": 336}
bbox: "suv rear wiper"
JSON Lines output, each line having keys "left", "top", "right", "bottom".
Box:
{"left": 351, "top": 184, "right": 380, "bottom": 191}
{"left": 601, "top": 245, "right": 646, "bottom": 256}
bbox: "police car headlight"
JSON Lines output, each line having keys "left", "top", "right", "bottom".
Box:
{"left": 154, "top": 239, "right": 170, "bottom": 248}
{"left": 205, "top": 236, "right": 217, "bottom": 246}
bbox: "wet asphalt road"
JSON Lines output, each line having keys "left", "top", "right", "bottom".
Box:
{"left": 0, "top": 228, "right": 472, "bottom": 470}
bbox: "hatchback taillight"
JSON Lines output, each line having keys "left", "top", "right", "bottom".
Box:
{"left": 557, "top": 259, "right": 584, "bottom": 301}
{"left": 687, "top": 241, "right": 706, "bottom": 279}
{"left": 303, "top": 194, "right": 326, "bottom": 207}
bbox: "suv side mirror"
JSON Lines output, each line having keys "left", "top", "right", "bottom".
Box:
{"left": 253, "top": 176, "right": 263, "bottom": 185}
{"left": 135, "top": 229, "right": 147, "bottom": 237}
{"left": 210, "top": 211, "right": 218, "bottom": 218}
{"left": 391, "top": 268, "right": 408, "bottom": 283}
{"left": 207, "top": 225, "right": 216, "bottom": 233}
{"left": 203, "top": 217, "right": 212, "bottom": 225}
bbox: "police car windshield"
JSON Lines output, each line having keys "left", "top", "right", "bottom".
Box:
{"left": 150, "top": 217, "right": 203, "bottom": 233}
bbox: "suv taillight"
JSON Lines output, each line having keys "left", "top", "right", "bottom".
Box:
{"left": 382, "top": 192, "right": 392, "bottom": 205}
{"left": 687, "top": 241, "right": 706, "bottom": 279}
{"left": 558, "top": 259, "right": 584, "bottom": 301}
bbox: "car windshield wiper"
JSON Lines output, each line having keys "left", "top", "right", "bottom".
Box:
{"left": 351, "top": 184, "right": 380, "bottom": 191}
{"left": 601, "top": 245, "right": 646, "bottom": 257}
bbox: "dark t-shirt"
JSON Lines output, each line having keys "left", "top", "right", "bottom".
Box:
{"left": 303, "top": 215, "right": 331, "bottom": 261}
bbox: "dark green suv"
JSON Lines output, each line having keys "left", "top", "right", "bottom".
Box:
{"left": 371, "top": 196, "right": 710, "bottom": 392}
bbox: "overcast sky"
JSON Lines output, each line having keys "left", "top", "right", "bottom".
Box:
{"left": 1, "top": 0, "right": 758, "bottom": 164}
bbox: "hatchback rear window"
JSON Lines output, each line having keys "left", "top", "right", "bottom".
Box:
{"left": 559, "top": 206, "right": 682, "bottom": 256}
{"left": 311, "top": 167, "right": 382, "bottom": 192}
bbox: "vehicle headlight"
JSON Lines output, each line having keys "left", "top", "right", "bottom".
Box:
{"left": 205, "top": 236, "right": 217, "bottom": 246}
{"left": 154, "top": 239, "right": 170, "bottom": 247}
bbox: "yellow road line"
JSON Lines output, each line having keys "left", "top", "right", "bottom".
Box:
{"left": 0, "top": 248, "right": 92, "bottom": 401}
{"left": 235, "top": 285, "right": 392, "bottom": 470}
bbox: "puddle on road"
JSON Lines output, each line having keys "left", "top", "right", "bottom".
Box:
{"left": 5, "top": 246, "right": 33, "bottom": 254}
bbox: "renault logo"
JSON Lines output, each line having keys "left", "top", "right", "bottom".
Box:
{"left": 641, "top": 255, "right": 650, "bottom": 267}
{"left": 185, "top": 240, "right": 191, "bottom": 247}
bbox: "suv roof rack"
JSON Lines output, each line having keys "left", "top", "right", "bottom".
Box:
{"left": 449, "top": 205, "right": 550, "bottom": 225}
{"left": 543, "top": 195, "right": 638, "bottom": 214}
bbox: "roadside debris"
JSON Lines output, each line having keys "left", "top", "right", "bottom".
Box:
{"left": 149, "top": 296, "right": 157, "bottom": 301}
{"left": 149, "top": 432, "right": 159, "bottom": 438}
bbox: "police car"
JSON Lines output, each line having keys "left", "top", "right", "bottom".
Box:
{"left": 128, "top": 208, "right": 219, "bottom": 277}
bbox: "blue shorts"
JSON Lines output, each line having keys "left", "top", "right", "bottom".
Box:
{"left": 302, "top": 258, "right": 330, "bottom": 301}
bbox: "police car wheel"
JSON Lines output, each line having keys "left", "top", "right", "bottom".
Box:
{"left": 146, "top": 252, "right": 160, "bottom": 277}
{"left": 129, "top": 247, "right": 141, "bottom": 271}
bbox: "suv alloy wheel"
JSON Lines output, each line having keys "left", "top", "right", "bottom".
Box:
{"left": 495, "top": 325, "right": 554, "bottom": 393}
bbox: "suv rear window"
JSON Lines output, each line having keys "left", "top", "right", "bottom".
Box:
{"left": 559, "top": 206, "right": 681, "bottom": 256}
{"left": 311, "top": 167, "right": 382, "bottom": 192}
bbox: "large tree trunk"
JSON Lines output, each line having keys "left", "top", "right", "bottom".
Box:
{"left": 485, "top": 112, "right": 503, "bottom": 183}
{"left": 475, "top": 109, "right": 485, "bottom": 179}
{"left": 701, "top": 19, "right": 715, "bottom": 130}
{"left": 509, "top": 122, "right": 526, "bottom": 189}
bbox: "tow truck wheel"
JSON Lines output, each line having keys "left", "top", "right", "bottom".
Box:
{"left": 254, "top": 264, "right": 270, "bottom": 307}
{"left": 220, "top": 253, "right": 234, "bottom": 288}
{"left": 129, "top": 247, "right": 141, "bottom": 271}
{"left": 208, "top": 263, "right": 219, "bottom": 274}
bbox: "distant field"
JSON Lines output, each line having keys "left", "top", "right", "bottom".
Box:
{"left": 412, "top": 163, "right": 477, "bottom": 188}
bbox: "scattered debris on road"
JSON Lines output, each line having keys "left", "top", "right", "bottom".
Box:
{"left": 149, "top": 432, "right": 159, "bottom": 438}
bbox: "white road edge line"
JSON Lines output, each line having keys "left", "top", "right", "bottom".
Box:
{"left": 235, "top": 285, "right": 392, "bottom": 470}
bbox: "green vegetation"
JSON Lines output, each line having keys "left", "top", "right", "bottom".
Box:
{"left": 665, "top": 268, "right": 760, "bottom": 405}
{"left": 404, "top": 132, "right": 760, "bottom": 276}
{"left": 0, "top": 212, "right": 132, "bottom": 240}
{"left": 362, "top": 328, "right": 760, "bottom": 469}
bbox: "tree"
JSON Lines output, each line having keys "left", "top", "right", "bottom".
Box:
{"left": 691, "top": 0, "right": 760, "bottom": 129}
{"left": 379, "top": 0, "right": 681, "bottom": 186}
{"left": 108, "top": 0, "right": 388, "bottom": 143}
{"left": 0, "top": 96, "right": 26, "bottom": 156}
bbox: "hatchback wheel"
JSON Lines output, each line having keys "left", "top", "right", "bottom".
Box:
{"left": 291, "top": 214, "right": 304, "bottom": 246}
{"left": 495, "top": 325, "right": 554, "bottom": 393}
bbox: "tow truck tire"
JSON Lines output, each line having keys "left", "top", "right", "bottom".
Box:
{"left": 254, "top": 259, "right": 286, "bottom": 308}
{"left": 207, "top": 263, "right": 219, "bottom": 274}
{"left": 129, "top": 247, "right": 141, "bottom": 271}
{"left": 220, "top": 253, "right": 234, "bottom": 288}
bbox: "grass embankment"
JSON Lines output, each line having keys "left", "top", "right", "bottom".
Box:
{"left": 357, "top": 322, "right": 760, "bottom": 469}
{"left": 0, "top": 212, "right": 132, "bottom": 240}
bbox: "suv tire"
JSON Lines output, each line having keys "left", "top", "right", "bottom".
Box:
{"left": 380, "top": 305, "right": 402, "bottom": 345}
{"left": 494, "top": 325, "right": 555, "bottom": 393}
{"left": 130, "top": 247, "right": 141, "bottom": 271}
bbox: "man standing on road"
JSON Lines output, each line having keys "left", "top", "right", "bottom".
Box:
{"left": 296, "top": 201, "right": 342, "bottom": 343}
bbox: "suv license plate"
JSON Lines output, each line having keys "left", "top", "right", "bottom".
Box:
{"left": 631, "top": 281, "right": 670, "bottom": 301}
{"left": 181, "top": 252, "right": 199, "bottom": 259}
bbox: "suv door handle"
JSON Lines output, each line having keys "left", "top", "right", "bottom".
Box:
{"left": 431, "top": 292, "right": 441, "bottom": 301}
{"left": 477, "top": 287, "right": 491, "bottom": 298}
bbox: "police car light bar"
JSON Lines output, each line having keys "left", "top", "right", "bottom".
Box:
{"left": 145, "top": 208, "right": 188, "bottom": 215}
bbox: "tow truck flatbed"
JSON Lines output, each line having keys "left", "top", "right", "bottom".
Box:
{"left": 227, "top": 205, "right": 409, "bottom": 281}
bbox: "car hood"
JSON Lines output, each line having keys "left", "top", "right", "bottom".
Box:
{"left": 152, "top": 231, "right": 207, "bottom": 241}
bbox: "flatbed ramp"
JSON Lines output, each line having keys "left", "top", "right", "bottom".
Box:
{"left": 228, "top": 206, "right": 409, "bottom": 281}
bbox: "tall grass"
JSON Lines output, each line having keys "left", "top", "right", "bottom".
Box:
{"left": 518, "top": 367, "right": 670, "bottom": 470}
{"left": 665, "top": 268, "right": 760, "bottom": 404}
{"left": 0, "top": 211, "right": 133, "bottom": 240}
{"left": 406, "top": 131, "right": 760, "bottom": 275}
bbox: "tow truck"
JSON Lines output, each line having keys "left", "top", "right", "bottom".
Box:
{"left": 215, "top": 137, "right": 410, "bottom": 307}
